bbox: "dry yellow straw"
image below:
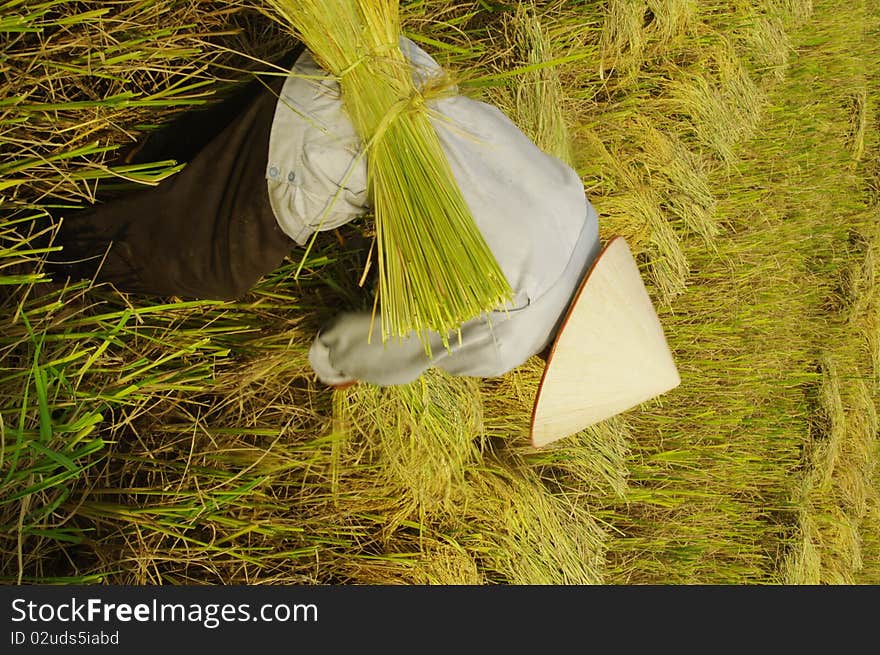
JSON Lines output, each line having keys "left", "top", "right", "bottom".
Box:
{"left": 265, "top": 0, "right": 513, "bottom": 351}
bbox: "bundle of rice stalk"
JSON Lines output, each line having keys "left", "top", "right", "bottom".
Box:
{"left": 265, "top": 0, "right": 512, "bottom": 349}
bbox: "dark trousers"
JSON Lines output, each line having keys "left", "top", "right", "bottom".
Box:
{"left": 49, "top": 45, "right": 304, "bottom": 300}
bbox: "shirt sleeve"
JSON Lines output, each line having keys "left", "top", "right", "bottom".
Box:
{"left": 308, "top": 312, "right": 438, "bottom": 387}
{"left": 307, "top": 311, "right": 500, "bottom": 387}
{"left": 267, "top": 50, "right": 369, "bottom": 245}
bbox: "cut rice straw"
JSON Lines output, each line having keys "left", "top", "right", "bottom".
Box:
{"left": 264, "top": 0, "right": 513, "bottom": 351}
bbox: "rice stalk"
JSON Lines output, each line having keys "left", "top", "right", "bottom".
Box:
{"left": 739, "top": 10, "right": 793, "bottom": 84}
{"left": 772, "top": 0, "right": 814, "bottom": 26}
{"left": 645, "top": 0, "right": 699, "bottom": 44}
{"left": 411, "top": 541, "right": 485, "bottom": 585}
{"left": 664, "top": 38, "right": 766, "bottom": 164}
{"left": 781, "top": 353, "right": 879, "bottom": 584}
{"left": 332, "top": 370, "right": 485, "bottom": 519}
{"left": 458, "top": 463, "right": 607, "bottom": 585}
{"left": 504, "top": 2, "right": 574, "bottom": 166}
{"left": 599, "top": 0, "right": 649, "bottom": 81}
{"left": 637, "top": 121, "right": 719, "bottom": 246}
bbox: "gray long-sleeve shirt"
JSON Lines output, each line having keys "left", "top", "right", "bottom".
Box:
{"left": 266, "top": 40, "right": 601, "bottom": 386}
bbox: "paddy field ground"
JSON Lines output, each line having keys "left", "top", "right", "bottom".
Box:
{"left": 1, "top": 0, "right": 877, "bottom": 584}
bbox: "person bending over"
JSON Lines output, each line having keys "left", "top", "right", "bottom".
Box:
{"left": 48, "top": 39, "right": 601, "bottom": 388}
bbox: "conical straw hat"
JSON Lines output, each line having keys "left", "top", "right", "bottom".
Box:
{"left": 530, "top": 236, "right": 680, "bottom": 447}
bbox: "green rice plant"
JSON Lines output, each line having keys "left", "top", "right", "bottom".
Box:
{"left": 264, "top": 0, "right": 513, "bottom": 350}
{"left": 0, "top": 0, "right": 309, "bottom": 583}
{"left": 782, "top": 362, "right": 879, "bottom": 584}
{"left": 0, "top": 325, "right": 106, "bottom": 582}
{"left": 0, "top": 3, "right": 248, "bottom": 210}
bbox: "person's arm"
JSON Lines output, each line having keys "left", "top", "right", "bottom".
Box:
{"left": 309, "top": 312, "right": 441, "bottom": 387}
{"left": 308, "top": 309, "right": 506, "bottom": 387}
{"left": 308, "top": 208, "right": 601, "bottom": 388}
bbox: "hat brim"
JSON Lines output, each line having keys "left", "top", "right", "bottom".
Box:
{"left": 530, "top": 236, "right": 680, "bottom": 447}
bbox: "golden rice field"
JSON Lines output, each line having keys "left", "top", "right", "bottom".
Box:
{"left": 1, "top": 0, "right": 877, "bottom": 585}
